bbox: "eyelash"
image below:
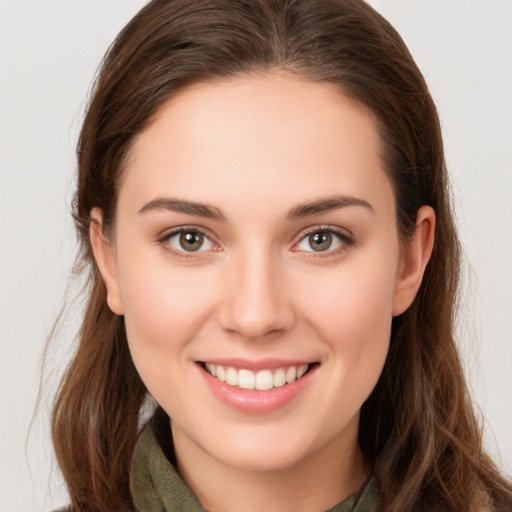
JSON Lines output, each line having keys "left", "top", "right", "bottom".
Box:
{"left": 157, "top": 226, "right": 219, "bottom": 260}
{"left": 292, "top": 225, "right": 355, "bottom": 258}
{"left": 157, "top": 225, "right": 355, "bottom": 259}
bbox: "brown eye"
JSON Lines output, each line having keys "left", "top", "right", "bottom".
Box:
{"left": 162, "top": 228, "right": 216, "bottom": 254}
{"left": 308, "top": 231, "right": 333, "bottom": 252}
{"left": 295, "top": 227, "right": 353, "bottom": 254}
{"left": 179, "top": 231, "right": 204, "bottom": 251}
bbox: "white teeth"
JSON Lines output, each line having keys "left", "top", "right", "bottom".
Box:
{"left": 205, "top": 363, "right": 217, "bottom": 377}
{"left": 297, "top": 364, "right": 308, "bottom": 379}
{"left": 273, "top": 368, "right": 286, "bottom": 388}
{"left": 238, "top": 369, "right": 255, "bottom": 390}
{"left": 285, "top": 366, "right": 296, "bottom": 383}
{"left": 226, "top": 367, "right": 238, "bottom": 386}
{"left": 216, "top": 365, "right": 226, "bottom": 382}
{"left": 204, "top": 363, "right": 311, "bottom": 390}
{"left": 256, "top": 370, "right": 274, "bottom": 391}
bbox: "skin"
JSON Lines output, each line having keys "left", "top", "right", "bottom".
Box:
{"left": 91, "top": 73, "right": 435, "bottom": 512}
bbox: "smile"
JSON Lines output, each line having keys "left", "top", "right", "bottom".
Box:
{"left": 204, "top": 363, "right": 310, "bottom": 391}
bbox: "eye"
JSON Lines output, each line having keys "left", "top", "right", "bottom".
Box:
{"left": 162, "top": 228, "right": 217, "bottom": 253}
{"left": 295, "top": 228, "right": 353, "bottom": 253}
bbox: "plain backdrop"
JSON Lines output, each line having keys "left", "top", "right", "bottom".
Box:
{"left": 1, "top": 1, "right": 511, "bottom": 510}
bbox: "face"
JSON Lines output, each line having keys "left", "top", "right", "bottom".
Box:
{"left": 92, "top": 73, "right": 430, "bottom": 474}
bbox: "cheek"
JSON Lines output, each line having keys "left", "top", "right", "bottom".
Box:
{"left": 299, "top": 256, "right": 397, "bottom": 340}
{"left": 116, "top": 256, "right": 217, "bottom": 376}
{"left": 295, "top": 254, "right": 398, "bottom": 393}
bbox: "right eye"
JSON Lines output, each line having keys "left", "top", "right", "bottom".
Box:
{"left": 161, "top": 228, "right": 217, "bottom": 254}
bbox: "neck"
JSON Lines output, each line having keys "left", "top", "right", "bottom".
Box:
{"left": 172, "top": 422, "right": 371, "bottom": 512}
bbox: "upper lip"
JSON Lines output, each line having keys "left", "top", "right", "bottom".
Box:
{"left": 198, "top": 358, "right": 316, "bottom": 371}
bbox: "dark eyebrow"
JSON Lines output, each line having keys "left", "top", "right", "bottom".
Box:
{"left": 286, "top": 195, "right": 373, "bottom": 220}
{"left": 138, "top": 195, "right": 372, "bottom": 222}
{"left": 138, "top": 198, "right": 227, "bottom": 221}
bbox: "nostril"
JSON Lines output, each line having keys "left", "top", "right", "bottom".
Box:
{"left": 217, "top": 298, "right": 296, "bottom": 340}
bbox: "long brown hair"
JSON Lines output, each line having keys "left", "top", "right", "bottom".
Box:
{"left": 51, "top": 1, "right": 512, "bottom": 510}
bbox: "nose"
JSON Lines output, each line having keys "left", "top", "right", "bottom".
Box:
{"left": 217, "top": 250, "right": 295, "bottom": 340}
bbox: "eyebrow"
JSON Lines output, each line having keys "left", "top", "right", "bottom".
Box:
{"left": 286, "top": 195, "right": 373, "bottom": 220}
{"left": 138, "top": 194, "right": 373, "bottom": 221}
{"left": 138, "top": 198, "right": 227, "bottom": 221}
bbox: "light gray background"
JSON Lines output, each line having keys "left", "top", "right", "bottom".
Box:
{"left": 1, "top": 1, "right": 511, "bottom": 510}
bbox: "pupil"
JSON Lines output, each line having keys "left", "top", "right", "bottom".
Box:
{"left": 310, "top": 231, "right": 332, "bottom": 251}
{"left": 180, "top": 231, "right": 203, "bottom": 251}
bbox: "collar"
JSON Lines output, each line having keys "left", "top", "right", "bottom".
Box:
{"left": 130, "top": 425, "right": 381, "bottom": 512}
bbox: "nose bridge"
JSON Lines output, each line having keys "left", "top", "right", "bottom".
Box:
{"left": 218, "top": 243, "right": 294, "bottom": 339}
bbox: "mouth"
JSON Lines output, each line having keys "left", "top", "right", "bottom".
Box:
{"left": 200, "top": 362, "right": 317, "bottom": 391}
{"left": 198, "top": 360, "right": 319, "bottom": 413}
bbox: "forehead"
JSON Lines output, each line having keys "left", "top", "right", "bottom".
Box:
{"left": 120, "top": 73, "right": 393, "bottom": 218}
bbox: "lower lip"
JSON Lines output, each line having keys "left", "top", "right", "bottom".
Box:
{"left": 199, "top": 364, "right": 317, "bottom": 414}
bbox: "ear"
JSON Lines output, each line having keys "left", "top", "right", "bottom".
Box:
{"left": 392, "top": 205, "right": 436, "bottom": 316}
{"left": 89, "top": 207, "right": 124, "bottom": 315}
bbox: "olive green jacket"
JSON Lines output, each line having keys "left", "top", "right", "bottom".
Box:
{"left": 130, "top": 426, "right": 382, "bottom": 512}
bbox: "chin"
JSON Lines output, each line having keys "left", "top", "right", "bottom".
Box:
{"left": 211, "top": 440, "right": 311, "bottom": 473}
{"left": 197, "top": 419, "right": 338, "bottom": 473}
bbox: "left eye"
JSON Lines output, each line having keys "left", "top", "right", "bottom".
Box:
{"left": 164, "top": 229, "right": 216, "bottom": 253}
{"left": 296, "top": 229, "right": 346, "bottom": 252}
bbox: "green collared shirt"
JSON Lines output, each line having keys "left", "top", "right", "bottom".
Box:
{"left": 130, "top": 426, "right": 382, "bottom": 512}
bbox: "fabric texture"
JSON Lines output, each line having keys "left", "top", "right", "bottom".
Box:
{"left": 130, "top": 425, "right": 382, "bottom": 512}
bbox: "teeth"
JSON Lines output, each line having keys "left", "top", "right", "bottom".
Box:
{"left": 226, "top": 367, "right": 238, "bottom": 386}
{"left": 256, "top": 370, "right": 273, "bottom": 391}
{"left": 297, "top": 364, "right": 308, "bottom": 379}
{"left": 206, "top": 363, "right": 217, "bottom": 377}
{"left": 216, "top": 365, "right": 226, "bottom": 382}
{"left": 273, "top": 368, "right": 286, "bottom": 388}
{"left": 238, "top": 369, "right": 255, "bottom": 390}
{"left": 286, "top": 366, "right": 296, "bottom": 383}
{"left": 204, "top": 363, "right": 311, "bottom": 390}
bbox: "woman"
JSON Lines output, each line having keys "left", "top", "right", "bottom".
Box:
{"left": 50, "top": 0, "right": 512, "bottom": 511}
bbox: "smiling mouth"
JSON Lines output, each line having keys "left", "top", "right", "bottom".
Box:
{"left": 201, "top": 363, "right": 316, "bottom": 391}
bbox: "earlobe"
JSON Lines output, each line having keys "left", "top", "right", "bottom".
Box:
{"left": 392, "top": 206, "right": 436, "bottom": 316}
{"left": 89, "top": 208, "right": 124, "bottom": 315}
